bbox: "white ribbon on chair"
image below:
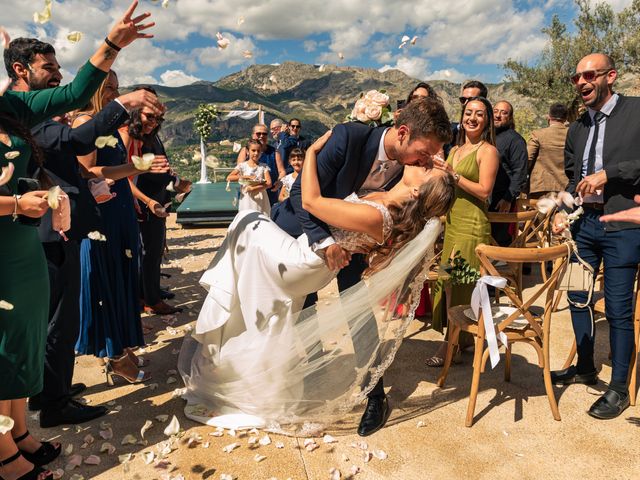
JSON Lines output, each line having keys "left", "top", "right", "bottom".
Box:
{"left": 470, "top": 276, "right": 508, "bottom": 369}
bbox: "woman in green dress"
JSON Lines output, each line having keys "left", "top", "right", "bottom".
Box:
{"left": 0, "top": 3, "right": 156, "bottom": 479}
{"left": 428, "top": 97, "right": 499, "bottom": 366}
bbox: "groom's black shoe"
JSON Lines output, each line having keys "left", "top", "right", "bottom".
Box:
{"left": 587, "top": 389, "right": 629, "bottom": 419}
{"left": 550, "top": 365, "right": 598, "bottom": 386}
{"left": 357, "top": 395, "right": 390, "bottom": 437}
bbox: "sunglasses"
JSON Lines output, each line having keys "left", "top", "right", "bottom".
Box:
{"left": 143, "top": 113, "right": 164, "bottom": 123}
{"left": 458, "top": 96, "right": 473, "bottom": 105}
{"left": 570, "top": 69, "right": 611, "bottom": 85}
{"left": 255, "top": 132, "right": 268, "bottom": 136}
{"left": 290, "top": 124, "right": 301, "bottom": 129}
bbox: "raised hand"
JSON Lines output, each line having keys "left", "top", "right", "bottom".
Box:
{"left": 118, "top": 90, "right": 165, "bottom": 116}
{"left": 107, "top": 0, "right": 155, "bottom": 49}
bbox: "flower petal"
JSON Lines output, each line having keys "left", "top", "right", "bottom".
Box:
{"left": 163, "top": 415, "right": 180, "bottom": 436}
{"left": 84, "top": 454, "right": 101, "bottom": 465}
{"left": 323, "top": 434, "right": 337, "bottom": 444}
{"left": 253, "top": 454, "right": 266, "bottom": 462}
{"left": 155, "top": 414, "right": 169, "bottom": 422}
{"left": 67, "top": 31, "right": 82, "bottom": 43}
{"left": 141, "top": 420, "right": 154, "bottom": 439}
{"left": 100, "top": 442, "right": 116, "bottom": 454}
{"left": 65, "top": 454, "right": 83, "bottom": 471}
{"left": 0, "top": 78, "right": 11, "bottom": 97}
{"left": 121, "top": 434, "right": 137, "bottom": 445}
{"left": 0, "top": 300, "right": 14, "bottom": 311}
{"left": 0, "top": 27, "right": 10, "bottom": 49}
{"left": 222, "top": 442, "right": 239, "bottom": 453}
{"left": 258, "top": 434, "right": 271, "bottom": 446}
{"left": 329, "top": 467, "right": 341, "bottom": 480}
{"left": 143, "top": 451, "right": 155, "bottom": 464}
{"left": 0, "top": 415, "right": 14, "bottom": 434}
{"left": 4, "top": 151, "right": 20, "bottom": 160}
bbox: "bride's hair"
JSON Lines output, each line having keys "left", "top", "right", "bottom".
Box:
{"left": 365, "top": 171, "right": 456, "bottom": 276}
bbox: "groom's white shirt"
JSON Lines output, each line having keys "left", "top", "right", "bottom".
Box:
{"left": 312, "top": 128, "right": 391, "bottom": 252}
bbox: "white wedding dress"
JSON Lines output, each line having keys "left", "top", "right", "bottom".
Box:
{"left": 178, "top": 194, "right": 442, "bottom": 431}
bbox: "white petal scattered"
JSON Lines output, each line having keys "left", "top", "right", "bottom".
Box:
{"left": 33, "top": 0, "right": 52, "bottom": 24}
{"left": 163, "top": 415, "right": 180, "bottom": 436}
{"left": 0, "top": 77, "right": 11, "bottom": 97}
{"left": 338, "top": 52, "right": 344, "bottom": 60}
{"left": 401, "top": 35, "right": 410, "bottom": 43}
{"left": 100, "top": 442, "right": 116, "bottom": 454}
{"left": 155, "top": 414, "right": 169, "bottom": 422}
{"left": 87, "top": 231, "right": 107, "bottom": 241}
{"left": 515, "top": 452, "right": 525, "bottom": 457}
{"left": 94, "top": 135, "right": 118, "bottom": 149}
{"left": 247, "top": 436, "right": 257, "bottom": 445}
{"left": 222, "top": 442, "right": 239, "bottom": 453}
{"left": 362, "top": 451, "right": 372, "bottom": 463}
{"left": 373, "top": 450, "right": 388, "bottom": 460}
{"left": 416, "top": 420, "right": 426, "bottom": 428}
{"left": 52, "top": 468, "right": 64, "bottom": 480}
{"left": 4, "top": 151, "right": 19, "bottom": 160}
{"left": 63, "top": 444, "right": 74, "bottom": 456}
{"left": 237, "top": 16, "right": 245, "bottom": 25}
{"left": 143, "top": 451, "right": 155, "bottom": 465}
{"left": 350, "top": 441, "right": 368, "bottom": 450}
{"left": 232, "top": 142, "right": 242, "bottom": 153}
{"left": 318, "top": 64, "right": 326, "bottom": 72}
{"left": 258, "top": 434, "right": 271, "bottom": 446}
{"left": 65, "top": 454, "right": 83, "bottom": 471}
{"left": 341, "top": 453, "right": 349, "bottom": 462}
{"left": 84, "top": 454, "right": 100, "bottom": 465}
{"left": 220, "top": 475, "right": 234, "bottom": 480}
{"left": 166, "top": 376, "right": 177, "bottom": 384}
{"left": 536, "top": 197, "right": 557, "bottom": 215}
{"left": 118, "top": 453, "right": 132, "bottom": 463}
{"left": 121, "top": 434, "right": 137, "bottom": 445}
{"left": 83, "top": 434, "right": 94, "bottom": 445}
{"left": 162, "top": 0, "right": 170, "bottom": 7}
{"left": 323, "top": 434, "right": 337, "bottom": 444}
{"left": 0, "top": 415, "right": 14, "bottom": 434}
{"left": 67, "top": 31, "right": 82, "bottom": 43}
{"left": 99, "top": 428, "right": 113, "bottom": 440}
{"left": 242, "top": 50, "right": 253, "bottom": 59}
{"left": 410, "top": 35, "right": 418, "bottom": 45}
{"left": 350, "top": 465, "right": 361, "bottom": 475}
{"left": 141, "top": 420, "right": 154, "bottom": 439}
{"left": 253, "top": 453, "right": 266, "bottom": 462}
{"left": 132, "top": 153, "right": 155, "bottom": 171}
{"left": 304, "top": 439, "right": 318, "bottom": 452}
{"left": 124, "top": 249, "right": 132, "bottom": 258}
{"left": 227, "top": 428, "right": 236, "bottom": 437}
{"left": 69, "top": 475, "right": 84, "bottom": 480}
{"left": 275, "top": 441, "right": 284, "bottom": 449}
{"left": 0, "top": 300, "right": 14, "bottom": 311}
{"left": 166, "top": 369, "right": 177, "bottom": 375}
{"left": 148, "top": 383, "right": 159, "bottom": 391}
{"left": 216, "top": 32, "right": 230, "bottom": 50}
{"left": 329, "top": 468, "right": 341, "bottom": 480}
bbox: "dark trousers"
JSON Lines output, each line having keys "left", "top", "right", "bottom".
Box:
{"left": 569, "top": 208, "right": 640, "bottom": 387}
{"left": 140, "top": 215, "right": 166, "bottom": 306}
{"left": 39, "top": 240, "right": 81, "bottom": 408}
{"left": 337, "top": 254, "right": 385, "bottom": 398}
{"left": 489, "top": 198, "right": 514, "bottom": 247}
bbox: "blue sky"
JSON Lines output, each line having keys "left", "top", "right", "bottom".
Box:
{"left": 0, "top": 0, "right": 630, "bottom": 87}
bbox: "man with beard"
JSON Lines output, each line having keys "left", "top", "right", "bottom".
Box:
{"left": 490, "top": 100, "right": 528, "bottom": 245}
{"left": 5, "top": 37, "right": 163, "bottom": 427}
{"left": 551, "top": 53, "right": 640, "bottom": 419}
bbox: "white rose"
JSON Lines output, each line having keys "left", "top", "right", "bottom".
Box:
{"left": 369, "top": 91, "right": 389, "bottom": 106}
{"left": 365, "top": 104, "right": 383, "bottom": 121}
{"left": 356, "top": 110, "right": 370, "bottom": 122}
{"left": 364, "top": 90, "right": 378, "bottom": 101}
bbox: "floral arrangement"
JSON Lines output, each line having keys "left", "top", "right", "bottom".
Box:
{"left": 535, "top": 191, "right": 584, "bottom": 238}
{"left": 193, "top": 103, "right": 218, "bottom": 139}
{"left": 432, "top": 251, "right": 481, "bottom": 295}
{"left": 347, "top": 89, "right": 393, "bottom": 126}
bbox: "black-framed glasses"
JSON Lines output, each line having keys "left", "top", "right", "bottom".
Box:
{"left": 458, "top": 96, "right": 473, "bottom": 105}
{"left": 570, "top": 69, "right": 611, "bottom": 85}
{"left": 143, "top": 113, "right": 164, "bottom": 123}
{"left": 290, "top": 124, "right": 301, "bottom": 129}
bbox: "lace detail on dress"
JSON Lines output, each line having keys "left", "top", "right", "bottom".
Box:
{"left": 330, "top": 193, "right": 393, "bottom": 253}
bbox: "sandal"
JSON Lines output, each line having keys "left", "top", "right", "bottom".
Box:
{"left": 105, "top": 355, "right": 151, "bottom": 386}
{"left": 126, "top": 348, "right": 149, "bottom": 367}
{"left": 0, "top": 451, "right": 53, "bottom": 480}
{"left": 425, "top": 346, "right": 462, "bottom": 368}
{"left": 12, "top": 432, "right": 61, "bottom": 467}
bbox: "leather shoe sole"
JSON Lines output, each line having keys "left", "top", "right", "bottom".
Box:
{"left": 40, "top": 401, "right": 108, "bottom": 428}
{"left": 29, "top": 383, "right": 88, "bottom": 411}
{"left": 587, "top": 389, "right": 630, "bottom": 420}
{"left": 550, "top": 366, "right": 598, "bottom": 386}
{"left": 357, "top": 396, "right": 390, "bottom": 437}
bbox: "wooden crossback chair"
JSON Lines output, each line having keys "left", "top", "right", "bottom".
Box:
{"left": 486, "top": 210, "right": 539, "bottom": 298}
{"left": 516, "top": 199, "right": 557, "bottom": 282}
{"left": 436, "top": 243, "right": 570, "bottom": 427}
{"left": 561, "top": 265, "right": 640, "bottom": 406}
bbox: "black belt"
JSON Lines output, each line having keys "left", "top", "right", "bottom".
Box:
{"left": 582, "top": 202, "right": 604, "bottom": 211}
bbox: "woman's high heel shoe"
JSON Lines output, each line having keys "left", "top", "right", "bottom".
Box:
{"left": 105, "top": 355, "right": 151, "bottom": 386}
{"left": 12, "top": 431, "right": 61, "bottom": 467}
{"left": 0, "top": 451, "right": 53, "bottom": 480}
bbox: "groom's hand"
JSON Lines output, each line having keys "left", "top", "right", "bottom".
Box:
{"left": 322, "top": 244, "right": 351, "bottom": 271}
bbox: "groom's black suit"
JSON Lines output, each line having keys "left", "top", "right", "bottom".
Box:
{"left": 274, "top": 122, "right": 400, "bottom": 399}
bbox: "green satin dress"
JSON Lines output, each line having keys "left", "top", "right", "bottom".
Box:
{"left": 0, "top": 62, "right": 106, "bottom": 399}
{"left": 432, "top": 148, "right": 492, "bottom": 333}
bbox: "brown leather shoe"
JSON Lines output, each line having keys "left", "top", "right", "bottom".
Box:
{"left": 144, "top": 301, "right": 182, "bottom": 315}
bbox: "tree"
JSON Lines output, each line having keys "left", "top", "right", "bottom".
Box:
{"left": 503, "top": 0, "right": 640, "bottom": 120}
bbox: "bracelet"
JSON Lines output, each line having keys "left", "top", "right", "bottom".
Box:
{"left": 12, "top": 194, "right": 21, "bottom": 222}
{"left": 104, "top": 37, "right": 122, "bottom": 51}
{"left": 453, "top": 173, "right": 461, "bottom": 184}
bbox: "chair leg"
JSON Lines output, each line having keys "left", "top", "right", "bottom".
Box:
{"left": 437, "top": 325, "right": 460, "bottom": 388}
{"left": 540, "top": 261, "right": 548, "bottom": 283}
{"left": 627, "top": 320, "right": 639, "bottom": 406}
{"left": 543, "top": 354, "right": 561, "bottom": 421}
{"left": 504, "top": 344, "right": 512, "bottom": 382}
{"left": 562, "top": 339, "right": 577, "bottom": 370}
{"left": 465, "top": 334, "right": 484, "bottom": 427}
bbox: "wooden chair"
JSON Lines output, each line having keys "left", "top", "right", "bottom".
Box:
{"left": 486, "top": 210, "right": 539, "bottom": 298}
{"left": 437, "top": 243, "right": 570, "bottom": 427}
{"left": 561, "top": 266, "right": 640, "bottom": 406}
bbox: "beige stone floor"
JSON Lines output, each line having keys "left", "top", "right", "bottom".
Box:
{"left": 31, "top": 215, "right": 640, "bottom": 480}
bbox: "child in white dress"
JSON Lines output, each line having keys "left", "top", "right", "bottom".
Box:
{"left": 278, "top": 147, "right": 304, "bottom": 202}
{"left": 227, "top": 139, "right": 272, "bottom": 215}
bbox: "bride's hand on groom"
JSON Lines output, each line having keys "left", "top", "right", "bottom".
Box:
{"left": 309, "top": 130, "right": 333, "bottom": 154}
{"left": 321, "top": 244, "right": 351, "bottom": 271}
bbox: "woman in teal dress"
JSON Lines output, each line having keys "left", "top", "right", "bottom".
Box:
{"left": 428, "top": 97, "right": 499, "bottom": 366}
{"left": 0, "top": 4, "right": 156, "bottom": 479}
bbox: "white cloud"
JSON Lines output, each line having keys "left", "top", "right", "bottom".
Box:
{"left": 379, "top": 57, "right": 430, "bottom": 80}
{"left": 160, "top": 69, "right": 201, "bottom": 87}
{"left": 303, "top": 40, "right": 317, "bottom": 52}
{"left": 426, "top": 68, "right": 468, "bottom": 83}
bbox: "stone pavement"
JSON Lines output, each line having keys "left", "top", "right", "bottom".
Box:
{"left": 31, "top": 216, "right": 640, "bottom": 480}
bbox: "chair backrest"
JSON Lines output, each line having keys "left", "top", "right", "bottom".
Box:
{"left": 487, "top": 210, "right": 539, "bottom": 248}
{"left": 474, "top": 243, "right": 570, "bottom": 337}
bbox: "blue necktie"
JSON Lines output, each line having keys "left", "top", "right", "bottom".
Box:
{"left": 586, "top": 111, "right": 606, "bottom": 176}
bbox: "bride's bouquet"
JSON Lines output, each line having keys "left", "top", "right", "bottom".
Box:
{"left": 347, "top": 89, "right": 394, "bottom": 127}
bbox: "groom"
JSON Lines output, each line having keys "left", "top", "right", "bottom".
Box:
{"left": 275, "top": 98, "right": 451, "bottom": 436}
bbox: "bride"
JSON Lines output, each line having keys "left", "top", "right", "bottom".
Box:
{"left": 178, "top": 131, "right": 455, "bottom": 430}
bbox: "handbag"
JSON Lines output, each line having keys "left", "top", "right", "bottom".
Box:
{"left": 557, "top": 241, "right": 594, "bottom": 308}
